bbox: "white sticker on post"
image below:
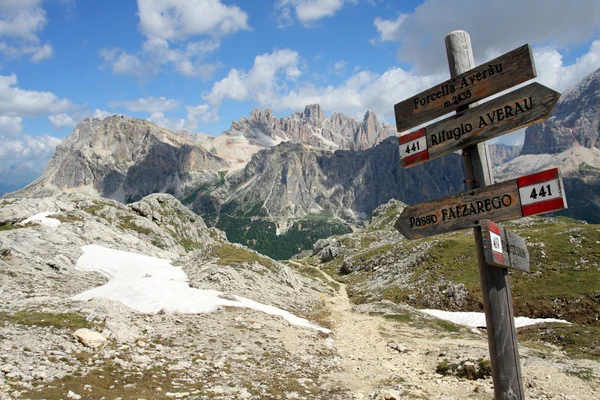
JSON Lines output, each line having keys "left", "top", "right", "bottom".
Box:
{"left": 490, "top": 231, "right": 503, "bottom": 254}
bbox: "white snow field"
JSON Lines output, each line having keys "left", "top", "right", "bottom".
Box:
{"left": 19, "top": 212, "right": 61, "bottom": 228}
{"left": 422, "top": 309, "right": 570, "bottom": 329}
{"left": 73, "top": 245, "right": 331, "bottom": 333}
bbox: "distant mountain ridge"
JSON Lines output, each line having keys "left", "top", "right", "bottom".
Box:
{"left": 522, "top": 67, "right": 600, "bottom": 154}
{"left": 496, "top": 66, "right": 600, "bottom": 222}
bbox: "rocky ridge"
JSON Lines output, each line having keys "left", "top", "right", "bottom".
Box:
{"left": 522, "top": 66, "right": 600, "bottom": 155}
{"left": 190, "top": 138, "right": 465, "bottom": 259}
{"left": 488, "top": 143, "right": 522, "bottom": 166}
{"left": 11, "top": 116, "right": 230, "bottom": 203}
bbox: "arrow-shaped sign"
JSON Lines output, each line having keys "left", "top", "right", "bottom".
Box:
{"left": 398, "top": 82, "right": 560, "bottom": 168}
{"left": 394, "top": 44, "right": 536, "bottom": 132}
{"left": 394, "top": 168, "right": 567, "bottom": 239}
{"left": 480, "top": 220, "right": 530, "bottom": 272}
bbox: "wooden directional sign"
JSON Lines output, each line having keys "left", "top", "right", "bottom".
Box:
{"left": 394, "top": 44, "right": 536, "bottom": 132}
{"left": 480, "top": 220, "right": 530, "bottom": 272}
{"left": 399, "top": 82, "right": 560, "bottom": 168}
{"left": 394, "top": 168, "right": 567, "bottom": 239}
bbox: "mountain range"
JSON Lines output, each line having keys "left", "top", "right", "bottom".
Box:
{"left": 6, "top": 66, "right": 600, "bottom": 256}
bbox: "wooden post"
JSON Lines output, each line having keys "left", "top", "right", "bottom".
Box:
{"left": 445, "top": 31, "right": 525, "bottom": 400}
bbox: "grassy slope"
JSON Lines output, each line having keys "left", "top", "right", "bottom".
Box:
{"left": 312, "top": 215, "right": 600, "bottom": 359}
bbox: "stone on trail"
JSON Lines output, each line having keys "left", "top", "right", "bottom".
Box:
{"left": 73, "top": 328, "right": 107, "bottom": 349}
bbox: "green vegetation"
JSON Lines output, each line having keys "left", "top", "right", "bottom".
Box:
{"left": 517, "top": 323, "right": 600, "bottom": 361}
{"left": 48, "top": 213, "right": 84, "bottom": 223}
{"left": 0, "top": 223, "right": 19, "bottom": 232}
{"left": 0, "top": 311, "right": 90, "bottom": 330}
{"left": 336, "top": 218, "right": 600, "bottom": 325}
{"left": 118, "top": 216, "right": 153, "bottom": 235}
{"left": 383, "top": 313, "right": 412, "bottom": 324}
{"left": 217, "top": 208, "right": 352, "bottom": 260}
{"left": 80, "top": 200, "right": 115, "bottom": 215}
{"left": 212, "top": 243, "right": 276, "bottom": 269}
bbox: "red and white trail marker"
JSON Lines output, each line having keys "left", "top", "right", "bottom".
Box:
{"left": 517, "top": 168, "right": 567, "bottom": 217}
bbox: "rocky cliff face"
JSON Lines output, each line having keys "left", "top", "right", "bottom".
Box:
{"left": 521, "top": 67, "right": 600, "bottom": 155}
{"left": 488, "top": 144, "right": 522, "bottom": 166}
{"left": 190, "top": 137, "right": 465, "bottom": 258}
{"left": 11, "top": 116, "right": 230, "bottom": 202}
{"left": 199, "top": 104, "right": 396, "bottom": 156}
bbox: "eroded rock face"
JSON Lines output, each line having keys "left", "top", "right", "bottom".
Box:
{"left": 488, "top": 144, "right": 522, "bottom": 166}
{"left": 206, "top": 137, "right": 465, "bottom": 232}
{"left": 522, "top": 67, "right": 600, "bottom": 155}
{"left": 223, "top": 104, "right": 396, "bottom": 151}
{"left": 10, "top": 116, "right": 229, "bottom": 202}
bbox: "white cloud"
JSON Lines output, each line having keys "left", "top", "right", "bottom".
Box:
{"left": 0, "top": 0, "right": 53, "bottom": 62}
{"left": 276, "top": 0, "right": 352, "bottom": 26}
{"left": 137, "top": 0, "right": 249, "bottom": 40}
{"left": 146, "top": 104, "right": 216, "bottom": 133}
{"left": 205, "top": 49, "right": 301, "bottom": 107}
{"left": 332, "top": 60, "right": 346, "bottom": 75}
{"left": 49, "top": 113, "right": 76, "bottom": 129}
{"left": 147, "top": 112, "right": 186, "bottom": 132}
{"left": 185, "top": 104, "right": 216, "bottom": 129}
{"left": 92, "top": 109, "right": 112, "bottom": 119}
{"left": 109, "top": 96, "right": 182, "bottom": 114}
{"left": 201, "top": 48, "right": 441, "bottom": 122}
{"left": 100, "top": 0, "right": 248, "bottom": 78}
{"left": 534, "top": 40, "right": 600, "bottom": 91}
{"left": 373, "top": 0, "right": 600, "bottom": 75}
{"left": 0, "top": 115, "right": 22, "bottom": 136}
{"left": 0, "top": 133, "right": 61, "bottom": 171}
{"left": 373, "top": 14, "right": 405, "bottom": 42}
{"left": 0, "top": 74, "right": 74, "bottom": 117}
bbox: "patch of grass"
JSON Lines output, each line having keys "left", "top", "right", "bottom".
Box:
{"left": 48, "top": 213, "right": 84, "bottom": 223}
{"left": 567, "top": 367, "right": 597, "bottom": 382}
{"left": 517, "top": 323, "right": 600, "bottom": 360}
{"left": 433, "top": 319, "right": 460, "bottom": 333}
{"left": 303, "top": 302, "right": 333, "bottom": 330}
{"left": 383, "top": 313, "right": 412, "bottom": 323}
{"left": 81, "top": 200, "right": 115, "bottom": 215}
{"left": 179, "top": 238, "right": 203, "bottom": 252}
{"left": 0, "top": 311, "right": 90, "bottom": 330}
{"left": 21, "top": 362, "right": 205, "bottom": 400}
{"left": 351, "top": 243, "right": 395, "bottom": 263}
{"left": 0, "top": 199, "right": 17, "bottom": 207}
{"left": 213, "top": 243, "right": 276, "bottom": 269}
{"left": 118, "top": 216, "right": 153, "bottom": 235}
{"left": 0, "top": 223, "right": 19, "bottom": 232}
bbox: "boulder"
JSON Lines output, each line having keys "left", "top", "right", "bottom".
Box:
{"left": 73, "top": 328, "right": 107, "bottom": 349}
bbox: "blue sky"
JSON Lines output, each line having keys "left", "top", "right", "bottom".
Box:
{"left": 1, "top": 0, "right": 599, "bottom": 173}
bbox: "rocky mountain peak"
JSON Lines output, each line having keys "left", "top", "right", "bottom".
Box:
{"left": 302, "top": 104, "right": 326, "bottom": 124}
{"left": 521, "top": 66, "right": 600, "bottom": 155}
{"left": 249, "top": 108, "right": 275, "bottom": 126}
{"left": 9, "top": 117, "right": 229, "bottom": 202}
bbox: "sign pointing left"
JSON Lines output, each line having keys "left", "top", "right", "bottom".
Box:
{"left": 399, "top": 82, "right": 560, "bottom": 168}
{"left": 394, "top": 168, "right": 567, "bottom": 239}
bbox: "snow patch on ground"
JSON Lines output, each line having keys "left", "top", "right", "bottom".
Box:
{"left": 421, "top": 309, "right": 570, "bottom": 329}
{"left": 72, "top": 245, "right": 330, "bottom": 333}
{"left": 19, "top": 212, "right": 61, "bottom": 228}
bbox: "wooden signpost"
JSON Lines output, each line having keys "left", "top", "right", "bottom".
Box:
{"left": 399, "top": 83, "right": 560, "bottom": 168}
{"left": 394, "top": 168, "right": 567, "bottom": 239}
{"left": 392, "top": 31, "right": 565, "bottom": 400}
{"left": 394, "top": 44, "right": 536, "bottom": 132}
{"left": 481, "top": 220, "right": 530, "bottom": 272}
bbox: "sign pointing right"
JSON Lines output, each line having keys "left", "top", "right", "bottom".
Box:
{"left": 399, "top": 82, "right": 560, "bottom": 168}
